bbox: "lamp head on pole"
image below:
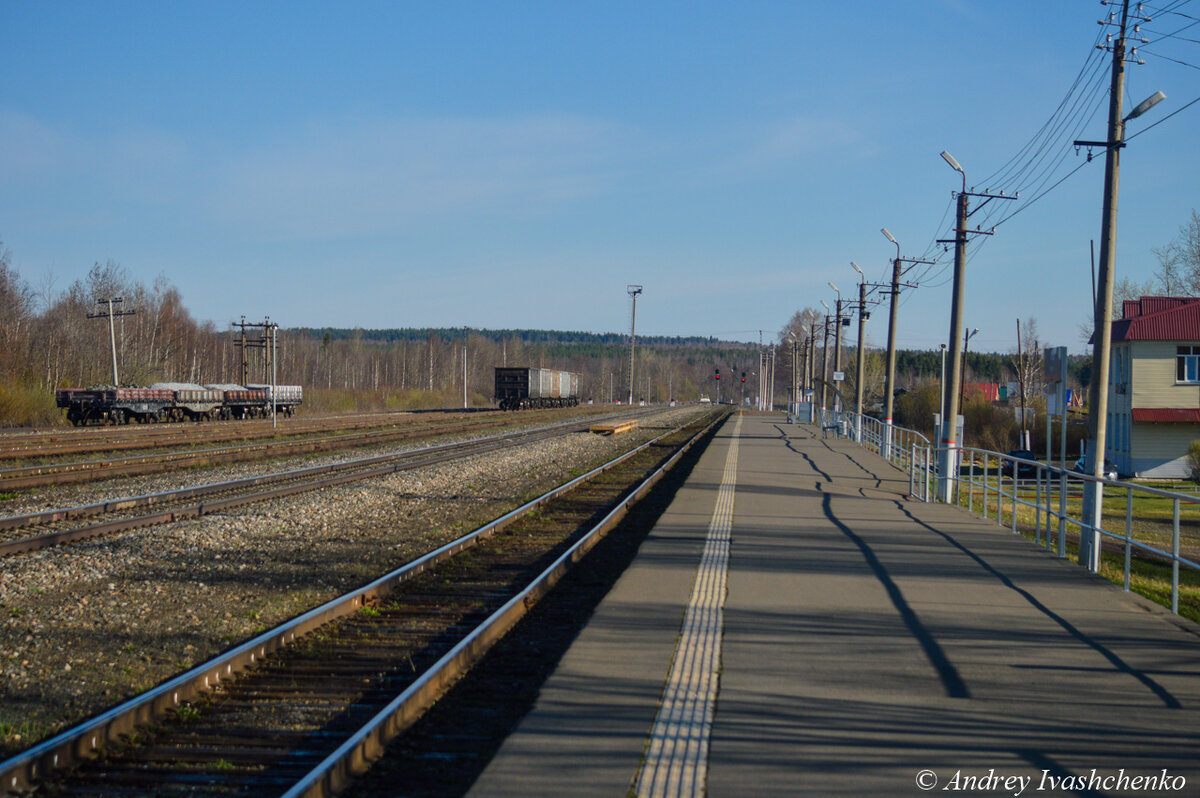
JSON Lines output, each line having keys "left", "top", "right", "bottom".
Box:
{"left": 941, "top": 150, "right": 966, "bottom": 192}
{"left": 881, "top": 228, "right": 897, "bottom": 245}
{"left": 1124, "top": 90, "right": 1166, "bottom": 122}
{"left": 820, "top": 300, "right": 830, "bottom": 312}
{"left": 850, "top": 261, "right": 863, "bottom": 278}
{"left": 828, "top": 281, "right": 840, "bottom": 296}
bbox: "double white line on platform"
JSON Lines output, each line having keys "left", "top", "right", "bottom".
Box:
{"left": 636, "top": 413, "right": 741, "bottom": 797}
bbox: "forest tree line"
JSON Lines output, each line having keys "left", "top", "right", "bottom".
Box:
{"left": 1, "top": 248, "right": 1086, "bottom": 428}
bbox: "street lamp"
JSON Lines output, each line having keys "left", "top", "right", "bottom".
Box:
{"left": 820, "top": 299, "right": 831, "bottom": 419}
{"left": 850, "top": 261, "right": 867, "bottom": 441}
{"left": 881, "top": 227, "right": 901, "bottom": 459}
{"left": 1080, "top": 71, "right": 1166, "bottom": 569}
{"left": 827, "top": 283, "right": 844, "bottom": 414}
{"left": 937, "top": 150, "right": 969, "bottom": 503}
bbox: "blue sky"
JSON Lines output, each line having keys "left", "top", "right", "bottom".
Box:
{"left": 2, "top": 2, "right": 1198, "bottom": 355}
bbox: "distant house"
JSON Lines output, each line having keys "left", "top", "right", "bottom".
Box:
{"left": 1106, "top": 296, "right": 1200, "bottom": 478}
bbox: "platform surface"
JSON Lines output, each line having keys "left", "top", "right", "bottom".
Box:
{"left": 468, "top": 412, "right": 1200, "bottom": 797}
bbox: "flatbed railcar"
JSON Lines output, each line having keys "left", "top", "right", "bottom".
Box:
{"left": 494, "top": 367, "right": 580, "bottom": 410}
{"left": 54, "top": 383, "right": 303, "bottom": 426}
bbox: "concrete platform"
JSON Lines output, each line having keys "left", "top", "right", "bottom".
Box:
{"left": 468, "top": 413, "right": 1200, "bottom": 797}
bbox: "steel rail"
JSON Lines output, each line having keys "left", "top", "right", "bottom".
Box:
{"left": 0, "top": 408, "right": 725, "bottom": 794}
{"left": 0, "top": 411, "right": 486, "bottom": 460}
{"left": 0, "top": 410, "right": 654, "bottom": 557}
{"left": 0, "top": 407, "right": 617, "bottom": 491}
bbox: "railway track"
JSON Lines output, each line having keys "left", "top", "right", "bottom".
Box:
{"left": 0, "top": 413, "right": 640, "bottom": 557}
{"left": 0, "top": 408, "right": 725, "bottom": 796}
{"left": 0, "top": 409, "right": 608, "bottom": 492}
{"left": 0, "top": 409, "right": 513, "bottom": 462}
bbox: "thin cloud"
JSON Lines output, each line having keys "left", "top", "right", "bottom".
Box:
{"left": 208, "top": 114, "right": 643, "bottom": 239}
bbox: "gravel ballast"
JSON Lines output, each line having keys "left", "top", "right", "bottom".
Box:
{"left": 0, "top": 407, "right": 707, "bottom": 758}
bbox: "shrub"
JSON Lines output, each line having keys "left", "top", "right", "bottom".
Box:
{"left": 1186, "top": 440, "right": 1200, "bottom": 485}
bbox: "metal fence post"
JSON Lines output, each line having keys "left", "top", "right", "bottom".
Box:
{"left": 1173, "top": 498, "right": 1181, "bottom": 614}
{"left": 1058, "top": 471, "right": 1067, "bottom": 558}
{"left": 1011, "top": 470, "right": 1018, "bottom": 534}
{"left": 968, "top": 456, "right": 975, "bottom": 514}
{"left": 1120, "top": 485, "right": 1131, "bottom": 591}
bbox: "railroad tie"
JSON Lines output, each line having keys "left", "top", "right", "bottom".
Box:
{"left": 635, "top": 413, "right": 740, "bottom": 798}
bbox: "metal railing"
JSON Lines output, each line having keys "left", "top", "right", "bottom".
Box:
{"left": 834, "top": 411, "right": 1199, "bottom": 615}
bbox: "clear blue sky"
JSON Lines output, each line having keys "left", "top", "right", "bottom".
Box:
{"left": 2, "top": 1, "right": 1198, "bottom": 355}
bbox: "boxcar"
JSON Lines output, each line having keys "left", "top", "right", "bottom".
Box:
{"left": 494, "top": 367, "right": 580, "bottom": 410}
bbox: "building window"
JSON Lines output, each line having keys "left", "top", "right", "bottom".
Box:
{"left": 1177, "top": 346, "right": 1200, "bottom": 382}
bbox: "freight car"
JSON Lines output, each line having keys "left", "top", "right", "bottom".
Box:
{"left": 54, "top": 383, "right": 303, "bottom": 425}
{"left": 494, "top": 367, "right": 580, "bottom": 410}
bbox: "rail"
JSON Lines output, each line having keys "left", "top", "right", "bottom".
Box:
{"left": 834, "top": 411, "right": 1200, "bottom": 615}
{"left": 0, "top": 409, "right": 726, "bottom": 794}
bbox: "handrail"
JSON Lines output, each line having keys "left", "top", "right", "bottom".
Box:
{"left": 833, "top": 412, "right": 1199, "bottom": 616}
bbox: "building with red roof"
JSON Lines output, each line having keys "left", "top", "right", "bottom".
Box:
{"left": 1107, "top": 296, "right": 1200, "bottom": 478}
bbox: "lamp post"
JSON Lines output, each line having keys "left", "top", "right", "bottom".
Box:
{"left": 851, "top": 262, "right": 868, "bottom": 442}
{"left": 881, "top": 228, "right": 901, "bottom": 458}
{"left": 937, "top": 150, "right": 968, "bottom": 503}
{"left": 939, "top": 343, "right": 947, "bottom": 432}
{"left": 1077, "top": 0, "right": 1166, "bottom": 570}
{"left": 828, "top": 281, "right": 844, "bottom": 415}
{"left": 819, "top": 300, "right": 831, "bottom": 422}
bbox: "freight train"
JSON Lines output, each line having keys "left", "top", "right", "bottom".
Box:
{"left": 494, "top": 367, "right": 580, "bottom": 410}
{"left": 54, "top": 382, "right": 303, "bottom": 426}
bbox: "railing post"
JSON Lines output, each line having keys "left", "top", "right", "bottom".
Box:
{"left": 1058, "top": 471, "right": 1067, "bottom": 558}
{"left": 1035, "top": 472, "right": 1042, "bottom": 546}
{"left": 1173, "top": 498, "right": 1181, "bottom": 615}
{"left": 909, "top": 442, "right": 915, "bottom": 498}
{"left": 1011, "top": 469, "right": 1018, "bottom": 534}
{"left": 982, "top": 453, "right": 989, "bottom": 520}
{"left": 968, "top": 456, "right": 975, "bottom": 514}
{"left": 1124, "top": 485, "right": 1133, "bottom": 592}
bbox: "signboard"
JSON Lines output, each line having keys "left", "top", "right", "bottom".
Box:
{"left": 1044, "top": 346, "right": 1067, "bottom": 384}
{"left": 833, "top": 371, "right": 845, "bottom": 381}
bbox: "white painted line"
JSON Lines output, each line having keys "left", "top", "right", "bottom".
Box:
{"left": 636, "top": 413, "right": 740, "bottom": 797}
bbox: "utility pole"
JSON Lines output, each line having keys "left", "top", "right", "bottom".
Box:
{"left": 87, "top": 297, "right": 136, "bottom": 386}
{"left": 854, "top": 281, "right": 867, "bottom": 439}
{"left": 269, "top": 319, "right": 278, "bottom": 428}
{"left": 959, "top": 327, "right": 980, "bottom": 412}
{"left": 880, "top": 228, "right": 933, "bottom": 457}
{"left": 627, "top": 285, "right": 642, "bottom": 405}
{"left": 768, "top": 345, "right": 776, "bottom": 412}
{"left": 819, "top": 312, "right": 831, "bottom": 419}
{"left": 833, "top": 297, "right": 844, "bottom": 414}
{"left": 935, "top": 152, "right": 1014, "bottom": 502}
{"left": 1076, "top": 0, "right": 1163, "bottom": 571}
{"left": 1016, "top": 318, "right": 1028, "bottom": 447}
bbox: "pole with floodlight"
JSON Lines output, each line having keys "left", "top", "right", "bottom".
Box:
{"left": 828, "top": 282, "right": 844, "bottom": 416}
{"left": 1076, "top": 0, "right": 1165, "bottom": 571}
{"left": 850, "top": 262, "right": 868, "bottom": 442}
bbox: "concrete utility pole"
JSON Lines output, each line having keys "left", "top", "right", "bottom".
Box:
{"left": 854, "top": 278, "right": 867, "bottom": 440}
{"left": 627, "top": 285, "right": 642, "bottom": 405}
{"left": 959, "top": 327, "right": 979, "bottom": 411}
{"left": 1077, "top": 0, "right": 1164, "bottom": 571}
{"left": 880, "top": 228, "right": 933, "bottom": 457}
{"left": 88, "top": 297, "right": 136, "bottom": 386}
{"left": 819, "top": 306, "right": 831, "bottom": 418}
{"left": 935, "top": 153, "right": 1014, "bottom": 502}
{"left": 829, "top": 288, "right": 844, "bottom": 414}
{"left": 768, "top": 345, "right": 776, "bottom": 411}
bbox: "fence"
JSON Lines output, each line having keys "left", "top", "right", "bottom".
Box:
{"left": 831, "top": 410, "right": 1200, "bottom": 615}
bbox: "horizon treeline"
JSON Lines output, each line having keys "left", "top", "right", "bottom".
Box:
{"left": 0, "top": 252, "right": 1087, "bottom": 427}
